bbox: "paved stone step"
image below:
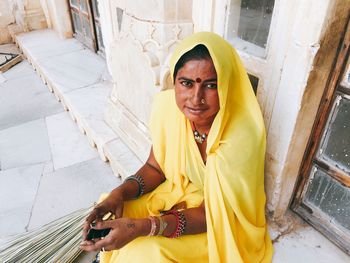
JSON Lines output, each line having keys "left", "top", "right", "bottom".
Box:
{"left": 12, "top": 29, "right": 142, "bottom": 179}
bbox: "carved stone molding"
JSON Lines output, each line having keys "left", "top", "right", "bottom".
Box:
{"left": 112, "top": 12, "right": 193, "bottom": 89}
{"left": 105, "top": 1, "right": 193, "bottom": 162}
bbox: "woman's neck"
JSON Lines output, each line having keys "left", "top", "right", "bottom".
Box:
{"left": 192, "top": 121, "right": 212, "bottom": 134}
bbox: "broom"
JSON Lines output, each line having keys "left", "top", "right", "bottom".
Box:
{"left": 0, "top": 207, "right": 93, "bottom": 263}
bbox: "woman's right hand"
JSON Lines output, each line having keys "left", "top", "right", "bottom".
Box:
{"left": 83, "top": 190, "right": 124, "bottom": 240}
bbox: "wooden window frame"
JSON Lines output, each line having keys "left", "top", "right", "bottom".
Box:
{"left": 90, "top": 0, "right": 105, "bottom": 57}
{"left": 68, "top": 0, "right": 97, "bottom": 52}
{"left": 291, "top": 18, "right": 350, "bottom": 255}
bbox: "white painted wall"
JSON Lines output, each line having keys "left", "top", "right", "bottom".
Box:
{"left": 193, "top": 0, "right": 334, "bottom": 218}
{"left": 265, "top": 0, "right": 336, "bottom": 217}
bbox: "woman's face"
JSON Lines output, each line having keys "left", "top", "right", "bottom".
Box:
{"left": 174, "top": 58, "right": 220, "bottom": 128}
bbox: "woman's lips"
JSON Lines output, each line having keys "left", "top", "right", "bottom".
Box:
{"left": 186, "top": 106, "right": 206, "bottom": 115}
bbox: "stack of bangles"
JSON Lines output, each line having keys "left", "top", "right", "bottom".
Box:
{"left": 124, "top": 175, "right": 187, "bottom": 238}
{"left": 148, "top": 210, "right": 187, "bottom": 238}
{"left": 124, "top": 174, "right": 145, "bottom": 199}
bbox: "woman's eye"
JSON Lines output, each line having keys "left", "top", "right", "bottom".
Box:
{"left": 206, "top": 83, "right": 217, "bottom": 89}
{"left": 180, "top": 81, "right": 192, "bottom": 87}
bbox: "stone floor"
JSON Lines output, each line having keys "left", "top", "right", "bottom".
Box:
{"left": 0, "top": 44, "right": 121, "bottom": 262}
{"left": 1, "top": 29, "right": 349, "bottom": 262}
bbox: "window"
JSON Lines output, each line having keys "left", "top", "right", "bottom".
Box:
{"left": 292, "top": 23, "right": 350, "bottom": 255}
{"left": 68, "top": 0, "right": 104, "bottom": 56}
{"left": 226, "top": 0, "right": 275, "bottom": 57}
{"left": 69, "top": 0, "right": 96, "bottom": 51}
{"left": 248, "top": 74, "right": 259, "bottom": 94}
{"left": 91, "top": 0, "right": 105, "bottom": 56}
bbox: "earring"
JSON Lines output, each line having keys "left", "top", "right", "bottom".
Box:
{"left": 201, "top": 99, "right": 205, "bottom": 104}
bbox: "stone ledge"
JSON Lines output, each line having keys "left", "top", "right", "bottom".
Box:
{"left": 12, "top": 29, "right": 142, "bottom": 178}
{"left": 104, "top": 138, "right": 142, "bottom": 180}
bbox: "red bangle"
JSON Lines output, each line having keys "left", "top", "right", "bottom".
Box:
{"left": 163, "top": 210, "right": 186, "bottom": 238}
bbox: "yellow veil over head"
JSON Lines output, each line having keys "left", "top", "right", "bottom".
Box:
{"left": 148, "top": 32, "right": 273, "bottom": 263}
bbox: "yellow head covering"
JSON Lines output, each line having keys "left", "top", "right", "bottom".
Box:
{"left": 148, "top": 32, "right": 273, "bottom": 262}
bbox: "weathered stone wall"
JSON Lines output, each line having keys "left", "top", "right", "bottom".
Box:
{"left": 10, "top": 0, "right": 47, "bottom": 31}
{"left": 0, "top": 0, "right": 15, "bottom": 44}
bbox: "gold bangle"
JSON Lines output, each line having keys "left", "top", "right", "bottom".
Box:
{"left": 157, "top": 216, "right": 168, "bottom": 236}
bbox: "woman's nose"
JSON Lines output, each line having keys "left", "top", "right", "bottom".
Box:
{"left": 191, "top": 84, "right": 203, "bottom": 105}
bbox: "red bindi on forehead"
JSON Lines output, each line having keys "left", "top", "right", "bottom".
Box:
{"left": 195, "top": 78, "right": 202, "bottom": 83}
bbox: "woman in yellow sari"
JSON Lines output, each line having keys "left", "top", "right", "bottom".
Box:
{"left": 80, "top": 32, "right": 273, "bottom": 263}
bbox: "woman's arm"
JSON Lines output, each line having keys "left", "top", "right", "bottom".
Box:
{"left": 82, "top": 147, "right": 165, "bottom": 239}
{"left": 80, "top": 202, "right": 207, "bottom": 251}
{"left": 118, "top": 147, "right": 166, "bottom": 200}
{"left": 80, "top": 148, "right": 206, "bottom": 251}
{"left": 161, "top": 201, "right": 206, "bottom": 236}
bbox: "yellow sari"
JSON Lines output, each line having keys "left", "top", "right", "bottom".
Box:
{"left": 101, "top": 32, "right": 273, "bottom": 263}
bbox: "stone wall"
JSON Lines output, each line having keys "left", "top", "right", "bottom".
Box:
{"left": 105, "top": 0, "right": 194, "bottom": 162}
{"left": 10, "top": 0, "right": 47, "bottom": 32}
{"left": 40, "top": 0, "right": 72, "bottom": 39}
{"left": 0, "top": 0, "right": 15, "bottom": 44}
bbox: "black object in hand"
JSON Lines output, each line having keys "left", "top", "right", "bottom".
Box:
{"left": 87, "top": 228, "right": 111, "bottom": 240}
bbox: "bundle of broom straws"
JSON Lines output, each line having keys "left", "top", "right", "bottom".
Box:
{"left": 0, "top": 207, "right": 92, "bottom": 263}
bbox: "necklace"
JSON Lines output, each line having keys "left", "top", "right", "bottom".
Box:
{"left": 192, "top": 122, "right": 208, "bottom": 144}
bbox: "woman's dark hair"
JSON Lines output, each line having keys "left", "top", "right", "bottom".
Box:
{"left": 173, "top": 44, "right": 211, "bottom": 81}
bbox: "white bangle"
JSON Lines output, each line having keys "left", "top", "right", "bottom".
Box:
{"left": 148, "top": 216, "right": 157, "bottom": 236}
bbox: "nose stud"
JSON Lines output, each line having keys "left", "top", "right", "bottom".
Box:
{"left": 201, "top": 99, "right": 205, "bottom": 104}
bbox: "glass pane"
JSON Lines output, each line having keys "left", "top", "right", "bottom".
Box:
{"left": 319, "top": 94, "right": 350, "bottom": 173}
{"left": 96, "top": 24, "right": 104, "bottom": 50}
{"left": 304, "top": 165, "right": 350, "bottom": 231}
{"left": 82, "top": 17, "right": 92, "bottom": 38}
{"left": 72, "top": 12, "right": 82, "bottom": 34}
{"left": 227, "top": 0, "right": 275, "bottom": 57}
{"left": 70, "top": 0, "right": 78, "bottom": 8}
{"left": 248, "top": 74, "right": 259, "bottom": 95}
{"left": 80, "top": 0, "right": 88, "bottom": 13}
{"left": 91, "top": 0, "right": 100, "bottom": 18}
{"left": 341, "top": 62, "right": 350, "bottom": 89}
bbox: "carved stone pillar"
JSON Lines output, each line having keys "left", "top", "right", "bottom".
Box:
{"left": 106, "top": 0, "right": 193, "bottom": 162}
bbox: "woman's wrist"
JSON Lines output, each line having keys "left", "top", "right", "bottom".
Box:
{"left": 161, "top": 214, "right": 178, "bottom": 237}
{"left": 133, "top": 213, "right": 185, "bottom": 238}
{"left": 109, "top": 188, "right": 125, "bottom": 202}
{"left": 112, "top": 178, "right": 141, "bottom": 201}
{"left": 135, "top": 218, "right": 152, "bottom": 237}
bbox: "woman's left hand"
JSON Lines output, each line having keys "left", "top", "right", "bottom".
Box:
{"left": 79, "top": 217, "right": 150, "bottom": 252}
